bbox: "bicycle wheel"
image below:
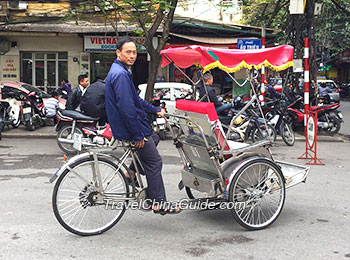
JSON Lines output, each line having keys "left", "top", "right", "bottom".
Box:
{"left": 228, "top": 158, "right": 285, "bottom": 230}
{"left": 281, "top": 122, "right": 295, "bottom": 146}
{"left": 52, "top": 157, "right": 129, "bottom": 236}
{"left": 57, "top": 125, "right": 83, "bottom": 155}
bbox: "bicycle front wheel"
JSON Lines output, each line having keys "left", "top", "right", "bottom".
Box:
{"left": 52, "top": 157, "right": 129, "bottom": 236}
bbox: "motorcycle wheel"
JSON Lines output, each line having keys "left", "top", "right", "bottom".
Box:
{"left": 158, "top": 129, "right": 166, "bottom": 140}
{"left": 281, "top": 122, "right": 295, "bottom": 146}
{"left": 323, "top": 117, "right": 341, "bottom": 135}
{"left": 57, "top": 125, "right": 83, "bottom": 155}
{"left": 25, "top": 117, "right": 35, "bottom": 131}
{"left": 251, "top": 124, "right": 276, "bottom": 143}
{"left": 40, "top": 118, "right": 46, "bottom": 127}
{"left": 12, "top": 119, "right": 21, "bottom": 128}
{"left": 0, "top": 122, "right": 3, "bottom": 141}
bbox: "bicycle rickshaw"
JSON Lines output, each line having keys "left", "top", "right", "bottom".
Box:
{"left": 50, "top": 45, "right": 310, "bottom": 236}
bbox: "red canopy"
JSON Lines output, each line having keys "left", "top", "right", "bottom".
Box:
{"left": 161, "top": 45, "right": 294, "bottom": 72}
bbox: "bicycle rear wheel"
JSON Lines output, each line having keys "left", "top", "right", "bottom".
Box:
{"left": 52, "top": 157, "right": 129, "bottom": 236}
{"left": 229, "top": 158, "right": 285, "bottom": 230}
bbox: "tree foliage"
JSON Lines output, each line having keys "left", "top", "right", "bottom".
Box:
{"left": 240, "top": 0, "right": 350, "bottom": 58}
{"left": 69, "top": 0, "right": 178, "bottom": 102}
{"left": 315, "top": 0, "right": 350, "bottom": 58}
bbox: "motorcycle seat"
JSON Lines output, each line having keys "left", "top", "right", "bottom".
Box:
{"left": 309, "top": 105, "right": 333, "bottom": 112}
{"left": 61, "top": 110, "right": 100, "bottom": 121}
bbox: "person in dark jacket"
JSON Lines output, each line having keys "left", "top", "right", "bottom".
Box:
{"left": 80, "top": 78, "right": 107, "bottom": 125}
{"left": 66, "top": 74, "right": 89, "bottom": 110}
{"left": 105, "top": 37, "right": 180, "bottom": 215}
{"left": 267, "top": 81, "right": 281, "bottom": 100}
{"left": 198, "top": 72, "right": 232, "bottom": 115}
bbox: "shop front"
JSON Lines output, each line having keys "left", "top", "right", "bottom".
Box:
{"left": 84, "top": 35, "right": 149, "bottom": 87}
{"left": 0, "top": 34, "right": 82, "bottom": 92}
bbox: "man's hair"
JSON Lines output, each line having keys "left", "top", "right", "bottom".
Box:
{"left": 116, "top": 36, "right": 136, "bottom": 51}
{"left": 51, "top": 90, "right": 59, "bottom": 97}
{"left": 78, "top": 74, "right": 88, "bottom": 84}
{"left": 202, "top": 72, "right": 213, "bottom": 83}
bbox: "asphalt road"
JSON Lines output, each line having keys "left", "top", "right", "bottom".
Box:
{"left": 0, "top": 135, "right": 350, "bottom": 260}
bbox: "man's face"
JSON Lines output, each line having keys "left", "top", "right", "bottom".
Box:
{"left": 117, "top": 42, "right": 137, "bottom": 68}
{"left": 80, "top": 77, "right": 89, "bottom": 88}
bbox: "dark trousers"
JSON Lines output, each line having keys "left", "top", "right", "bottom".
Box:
{"left": 130, "top": 132, "right": 166, "bottom": 202}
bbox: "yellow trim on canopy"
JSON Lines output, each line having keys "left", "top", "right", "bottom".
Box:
{"left": 202, "top": 60, "right": 294, "bottom": 73}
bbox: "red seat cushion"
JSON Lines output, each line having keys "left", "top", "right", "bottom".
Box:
{"left": 176, "top": 100, "right": 218, "bottom": 121}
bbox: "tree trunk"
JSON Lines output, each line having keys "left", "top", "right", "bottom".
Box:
{"left": 145, "top": 49, "right": 161, "bottom": 103}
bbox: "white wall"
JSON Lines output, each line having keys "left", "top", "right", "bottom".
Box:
{"left": 176, "top": 0, "right": 242, "bottom": 23}
{"left": 0, "top": 34, "right": 83, "bottom": 86}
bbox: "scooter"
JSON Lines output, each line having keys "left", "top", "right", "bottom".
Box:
{"left": 22, "top": 91, "right": 47, "bottom": 131}
{"left": 0, "top": 98, "right": 21, "bottom": 129}
{"left": 287, "top": 95, "right": 344, "bottom": 135}
{"left": 56, "top": 109, "right": 113, "bottom": 154}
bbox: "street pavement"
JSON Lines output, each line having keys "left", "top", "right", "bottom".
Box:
{"left": 0, "top": 100, "right": 350, "bottom": 259}
{"left": 2, "top": 100, "right": 350, "bottom": 142}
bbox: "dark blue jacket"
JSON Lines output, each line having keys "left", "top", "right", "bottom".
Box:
{"left": 105, "top": 59, "right": 160, "bottom": 142}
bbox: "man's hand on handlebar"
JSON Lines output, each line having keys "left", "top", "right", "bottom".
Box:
{"left": 156, "top": 108, "right": 166, "bottom": 118}
{"left": 133, "top": 137, "right": 148, "bottom": 148}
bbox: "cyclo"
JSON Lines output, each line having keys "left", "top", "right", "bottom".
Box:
{"left": 50, "top": 45, "right": 310, "bottom": 236}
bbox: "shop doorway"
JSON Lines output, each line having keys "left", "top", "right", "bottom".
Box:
{"left": 90, "top": 53, "right": 148, "bottom": 87}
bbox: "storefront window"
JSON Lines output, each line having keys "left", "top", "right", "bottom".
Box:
{"left": 20, "top": 52, "right": 68, "bottom": 88}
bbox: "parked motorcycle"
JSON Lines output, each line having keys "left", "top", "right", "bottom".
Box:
{"left": 263, "top": 98, "right": 295, "bottom": 146}
{"left": 287, "top": 95, "right": 343, "bottom": 135}
{"left": 56, "top": 109, "right": 113, "bottom": 154}
{"left": 149, "top": 92, "right": 167, "bottom": 140}
{"left": 216, "top": 95, "right": 276, "bottom": 143}
{"left": 22, "top": 91, "right": 47, "bottom": 131}
{"left": 339, "top": 83, "right": 350, "bottom": 98}
{"left": 0, "top": 98, "right": 21, "bottom": 130}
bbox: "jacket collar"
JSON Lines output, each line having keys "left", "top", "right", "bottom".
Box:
{"left": 115, "top": 59, "right": 132, "bottom": 75}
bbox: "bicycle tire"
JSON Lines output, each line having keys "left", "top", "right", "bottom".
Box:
{"left": 52, "top": 157, "right": 129, "bottom": 236}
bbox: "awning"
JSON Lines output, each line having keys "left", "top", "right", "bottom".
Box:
{"left": 169, "top": 33, "right": 258, "bottom": 45}
{"left": 161, "top": 45, "right": 294, "bottom": 72}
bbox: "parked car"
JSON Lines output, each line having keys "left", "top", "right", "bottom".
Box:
{"left": 0, "top": 81, "right": 66, "bottom": 109}
{"left": 270, "top": 77, "right": 283, "bottom": 93}
{"left": 138, "top": 82, "right": 193, "bottom": 114}
{"left": 317, "top": 79, "right": 340, "bottom": 103}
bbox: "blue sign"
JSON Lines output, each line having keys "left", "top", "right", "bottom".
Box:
{"left": 237, "top": 39, "right": 262, "bottom": 49}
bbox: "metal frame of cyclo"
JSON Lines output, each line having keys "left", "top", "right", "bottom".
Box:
{"left": 161, "top": 53, "right": 270, "bottom": 157}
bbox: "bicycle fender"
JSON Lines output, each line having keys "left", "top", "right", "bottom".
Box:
{"left": 49, "top": 152, "right": 118, "bottom": 183}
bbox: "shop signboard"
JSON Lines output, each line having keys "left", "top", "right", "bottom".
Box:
{"left": 0, "top": 55, "right": 19, "bottom": 81}
{"left": 237, "top": 39, "right": 262, "bottom": 50}
{"left": 84, "top": 36, "right": 147, "bottom": 53}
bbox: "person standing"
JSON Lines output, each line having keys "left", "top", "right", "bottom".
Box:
{"left": 80, "top": 77, "right": 107, "bottom": 125}
{"left": 105, "top": 37, "right": 180, "bottom": 215}
{"left": 66, "top": 74, "right": 88, "bottom": 110}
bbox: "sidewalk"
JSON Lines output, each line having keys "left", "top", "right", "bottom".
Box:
{"left": 1, "top": 124, "right": 57, "bottom": 139}
{"left": 1, "top": 124, "right": 348, "bottom": 142}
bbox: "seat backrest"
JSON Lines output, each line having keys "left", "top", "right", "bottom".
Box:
{"left": 176, "top": 99, "right": 218, "bottom": 121}
{"left": 176, "top": 100, "right": 231, "bottom": 150}
{"left": 175, "top": 99, "right": 248, "bottom": 153}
